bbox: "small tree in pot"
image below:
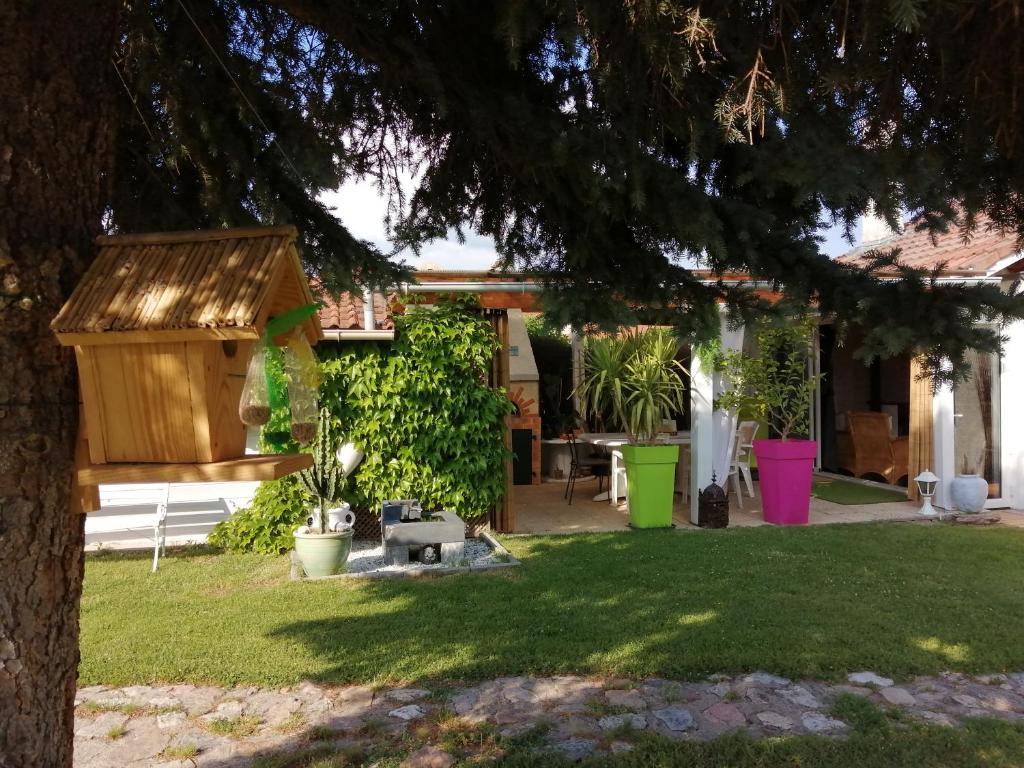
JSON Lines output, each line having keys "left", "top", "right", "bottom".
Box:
{"left": 714, "top": 316, "right": 823, "bottom": 525}
{"left": 577, "top": 329, "right": 688, "bottom": 527}
{"left": 293, "top": 408, "right": 354, "bottom": 577}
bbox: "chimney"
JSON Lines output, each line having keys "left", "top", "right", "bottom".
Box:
{"left": 361, "top": 287, "right": 375, "bottom": 331}
{"left": 861, "top": 201, "right": 900, "bottom": 244}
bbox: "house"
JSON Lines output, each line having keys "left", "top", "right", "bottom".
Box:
{"left": 824, "top": 214, "right": 1024, "bottom": 510}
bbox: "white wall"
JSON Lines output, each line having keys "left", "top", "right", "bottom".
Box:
{"left": 1002, "top": 318, "right": 1024, "bottom": 509}
{"left": 507, "top": 308, "right": 540, "bottom": 383}
{"left": 86, "top": 481, "right": 259, "bottom": 549}
{"left": 689, "top": 313, "right": 744, "bottom": 523}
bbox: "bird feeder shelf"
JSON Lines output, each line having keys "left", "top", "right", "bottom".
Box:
{"left": 52, "top": 225, "right": 322, "bottom": 490}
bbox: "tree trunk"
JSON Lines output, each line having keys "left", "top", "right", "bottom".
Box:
{"left": 0, "top": 2, "right": 120, "bottom": 766}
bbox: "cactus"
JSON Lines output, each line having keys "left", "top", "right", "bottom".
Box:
{"left": 296, "top": 407, "right": 343, "bottom": 534}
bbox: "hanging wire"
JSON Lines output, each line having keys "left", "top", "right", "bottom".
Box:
{"left": 174, "top": 0, "right": 305, "bottom": 183}
{"left": 111, "top": 58, "right": 160, "bottom": 148}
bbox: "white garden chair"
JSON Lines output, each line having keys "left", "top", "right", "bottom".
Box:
{"left": 726, "top": 421, "right": 760, "bottom": 508}
{"left": 151, "top": 483, "right": 171, "bottom": 573}
{"left": 610, "top": 450, "right": 628, "bottom": 505}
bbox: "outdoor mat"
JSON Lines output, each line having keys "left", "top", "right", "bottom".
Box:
{"left": 811, "top": 477, "right": 907, "bottom": 505}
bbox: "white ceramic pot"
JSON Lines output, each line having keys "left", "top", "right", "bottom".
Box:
{"left": 337, "top": 443, "right": 365, "bottom": 476}
{"left": 327, "top": 503, "right": 356, "bottom": 531}
{"left": 950, "top": 474, "right": 988, "bottom": 513}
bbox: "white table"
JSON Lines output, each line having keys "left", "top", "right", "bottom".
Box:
{"left": 577, "top": 432, "right": 691, "bottom": 501}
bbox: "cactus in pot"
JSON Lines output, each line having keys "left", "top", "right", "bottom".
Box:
{"left": 293, "top": 407, "right": 354, "bottom": 577}
{"left": 296, "top": 407, "right": 344, "bottom": 534}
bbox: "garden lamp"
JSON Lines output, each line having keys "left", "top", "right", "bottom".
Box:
{"left": 914, "top": 469, "right": 939, "bottom": 517}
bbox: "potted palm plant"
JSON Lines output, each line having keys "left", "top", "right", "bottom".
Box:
{"left": 293, "top": 408, "right": 354, "bottom": 577}
{"left": 715, "top": 317, "right": 822, "bottom": 525}
{"left": 577, "top": 329, "right": 688, "bottom": 528}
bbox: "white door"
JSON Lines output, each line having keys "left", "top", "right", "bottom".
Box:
{"left": 935, "top": 348, "right": 1008, "bottom": 509}
{"left": 809, "top": 327, "right": 822, "bottom": 469}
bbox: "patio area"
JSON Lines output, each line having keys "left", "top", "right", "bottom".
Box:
{"left": 513, "top": 475, "right": 937, "bottom": 534}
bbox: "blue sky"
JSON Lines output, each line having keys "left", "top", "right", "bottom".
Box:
{"left": 322, "top": 177, "right": 860, "bottom": 271}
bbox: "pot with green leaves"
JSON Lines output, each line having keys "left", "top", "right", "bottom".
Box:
{"left": 714, "top": 317, "right": 823, "bottom": 525}
{"left": 577, "top": 329, "right": 688, "bottom": 528}
{"left": 294, "top": 408, "right": 354, "bottom": 578}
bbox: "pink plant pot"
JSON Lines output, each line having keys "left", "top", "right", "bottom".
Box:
{"left": 753, "top": 438, "right": 817, "bottom": 525}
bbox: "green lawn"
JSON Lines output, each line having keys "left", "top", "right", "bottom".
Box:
{"left": 489, "top": 721, "right": 1024, "bottom": 768}
{"left": 81, "top": 523, "right": 1024, "bottom": 688}
{"left": 223, "top": 717, "right": 1024, "bottom": 768}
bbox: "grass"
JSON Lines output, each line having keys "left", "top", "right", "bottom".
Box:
{"left": 205, "top": 714, "right": 262, "bottom": 739}
{"left": 486, "top": 720, "right": 1024, "bottom": 767}
{"left": 77, "top": 700, "right": 181, "bottom": 717}
{"left": 80, "top": 524, "right": 1024, "bottom": 687}
{"left": 104, "top": 724, "right": 127, "bottom": 740}
{"left": 157, "top": 719, "right": 1024, "bottom": 768}
{"left": 160, "top": 743, "right": 200, "bottom": 760}
{"left": 812, "top": 477, "right": 908, "bottom": 505}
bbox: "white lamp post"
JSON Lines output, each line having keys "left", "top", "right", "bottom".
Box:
{"left": 914, "top": 469, "right": 940, "bottom": 517}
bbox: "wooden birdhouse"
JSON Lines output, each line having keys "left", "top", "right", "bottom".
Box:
{"left": 52, "top": 226, "right": 321, "bottom": 486}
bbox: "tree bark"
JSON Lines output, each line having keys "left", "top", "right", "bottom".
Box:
{"left": 0, "top": 2, "right": 120, "bottom": 766}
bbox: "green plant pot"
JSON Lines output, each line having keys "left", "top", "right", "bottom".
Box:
{"left": 293, "top": 529, "right": 353, "bottom": 578}
{"left": 621, "top": 443, "right": 680, "bottom": 528}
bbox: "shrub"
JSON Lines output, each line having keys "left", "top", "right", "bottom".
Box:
{"left": 208, "top": 478, "right": 311, "bottom": 554}
{"left": 212, "top": 297, "right": 510, "bottom": 553}
{"left": 324, "top": 297, "right": 511, "bottom": 518}
{"left": 713, "top": 316, "right": 822, "bottom": 440}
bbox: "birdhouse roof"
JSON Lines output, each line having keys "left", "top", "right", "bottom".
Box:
{"left": 52, "top": 226, "right": 322, "bottom": 345}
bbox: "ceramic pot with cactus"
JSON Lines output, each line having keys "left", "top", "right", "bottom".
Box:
{"left": 294, "top": 408, "right": 354, "bottom": 578}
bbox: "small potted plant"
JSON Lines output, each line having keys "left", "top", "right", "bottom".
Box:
{"left": 715, "top": 317, "right": 822, "bottom": 525}
{"left": 577, "top": 329, "right": 688, "bottom": 528}
{"left": 293, "top": 408, "right": 354, "bottom": 577}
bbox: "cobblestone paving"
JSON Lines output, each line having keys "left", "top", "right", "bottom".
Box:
{"left": 74, "top": 670, "right": 1024, "bottom": 766}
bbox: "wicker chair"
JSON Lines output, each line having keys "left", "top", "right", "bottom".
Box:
{"left": 845, "top": 411, "right": 909, "bottom": 485}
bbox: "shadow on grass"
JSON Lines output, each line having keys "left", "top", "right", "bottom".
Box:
{"left": 166, "top": 717, "right": 1024, "bottom": 768}
{"left": 86, "top": 543, "right": 220, "bottom": 562}
{"left": 262, "top": 524, "right": 1024, "bottom": 686}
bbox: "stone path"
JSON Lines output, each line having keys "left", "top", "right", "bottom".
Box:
{"left": 74, "top": 670, "right": 1024, "bottom": 766}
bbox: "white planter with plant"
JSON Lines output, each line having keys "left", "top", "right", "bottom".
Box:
{"left": 715, "top": 317, "right": 823, "bottom": 525}
{"left": 577, "top": 329, "right": 688, "bottom": 528}
{"left": 294, "top": 409, "right": 355, "bottom": 578}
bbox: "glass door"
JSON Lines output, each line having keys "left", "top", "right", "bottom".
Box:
{"left": 953, "top": 349, "right": 1003, "bottom": 504}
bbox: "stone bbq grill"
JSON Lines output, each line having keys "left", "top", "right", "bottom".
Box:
{"left": 381, "top": 499, "right": 466, "bottom": 565}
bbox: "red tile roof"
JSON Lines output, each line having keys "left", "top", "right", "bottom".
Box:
{"left": 837, "top": 214, "right": 1023, "bottom": 274}
{"left": 317, "top": 291, "right": 394, "bottom": 331}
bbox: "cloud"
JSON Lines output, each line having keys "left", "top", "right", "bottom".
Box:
{"left": 320, "top": 177, "right": 498, "bottom": 271}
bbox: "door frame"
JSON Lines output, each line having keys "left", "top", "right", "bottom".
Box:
{"left": 933, "top": 353, "right": 1010, "bottom": 510}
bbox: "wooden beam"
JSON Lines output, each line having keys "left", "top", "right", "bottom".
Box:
{"left": 77, "top": 453, "right": 312, "bottom": 485}
{"left": 55, "top": 325, "right": 259, "bottom": 347}
{"left": 95, "top": 225, "right": 297, "bottom": 247}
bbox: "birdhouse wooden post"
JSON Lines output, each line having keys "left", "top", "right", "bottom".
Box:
{"left": 52, "top": 226, "right": 321, "bottom": 487}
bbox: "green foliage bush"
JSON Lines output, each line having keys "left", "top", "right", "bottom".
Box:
{"left": 713, "top": 316, "right": 822, "bottom": 440}
{"left": 211, "top": 297, "right": 510, "bottom": 553}
{"left": 207, "top": 479, "right": 311, "bottom": 554}
{"left": 327, "top": 297, "right": 511, "bottom": 517}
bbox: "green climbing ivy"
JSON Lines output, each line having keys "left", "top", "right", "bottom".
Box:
{"left": 324, "top": 297, "right": 512, "bottom": 518}
{"left": 210, "top": 297, "right": 511, "bottom": 553}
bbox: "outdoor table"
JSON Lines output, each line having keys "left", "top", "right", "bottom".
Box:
{"left": 577, "top": 432, "right": 691, "bottom": 501}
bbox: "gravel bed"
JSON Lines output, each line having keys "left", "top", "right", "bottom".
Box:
{"left": 345, "top": 537, "right": 501, "bottom": 575}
